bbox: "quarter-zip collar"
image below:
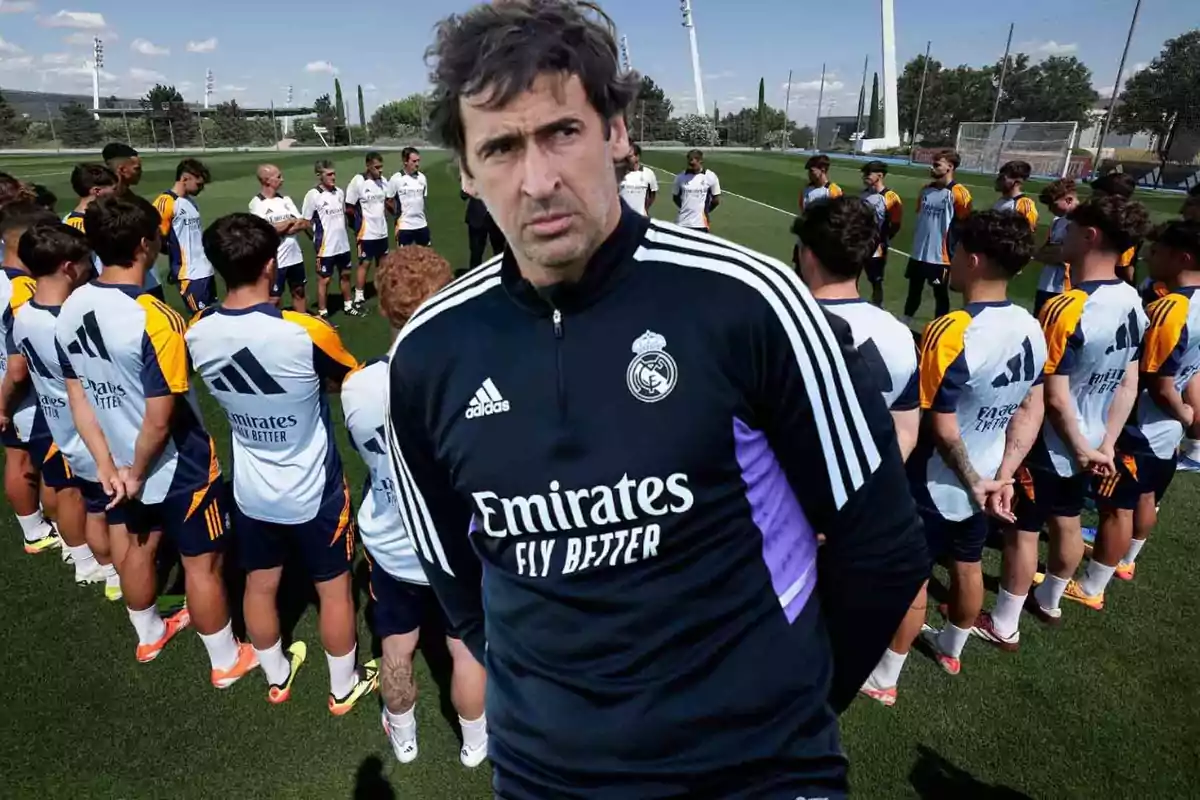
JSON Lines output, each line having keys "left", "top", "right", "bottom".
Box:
{"left": 502, "top": 203, "right": 649, "bottom": 317}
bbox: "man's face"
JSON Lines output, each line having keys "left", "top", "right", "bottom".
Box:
{"left": 862, "top": 171, "right": 883, "bottom": 190}
{"left": 459, "top": 73, "right": 630, "bottom": 277}
{"left": 68, "top": 257, "right": 92, "bottom": 288}
{"left": 687, "top": 155, "right": 702, "bottom": 172}
{"left": 807, "top": 167, "right": 826, "bottom": 186}
{"left": 1054, "top": 193, "right": 1078, "bottom": 217}
{"left": 629, "top": 151, "right": 641, "bottom": 171}
{"left": 123, "top": 156, "right": 143, "bottom": 186}
{"left": 995, "top": 173, "right": 1014, "bottom": 193}
{"left": 1062, "top": 220, "right": 1093, "bottom": 264}
{"left": 1147, "top": 243, "right": 1184, "bottom": 285}
{"left": 366, "top": 159, "right": 383, "bottom": 179}
{"left": 183, "top": 173, "right": 206, "bottom": 196}
{"left": 405, "top": 154, "right": 420, "bottom": 175}
{"left": 139, "top": 230, "right": 163, "bottom": 265}
{"left": 91, "top": 184, "right": 117, "bottom": 200}
{"left": 948, "top": 245, "right": 973, "bottom": 292}
{"left": 930, "top": 158, "right": 952, "bottom": 181}
{"left": 319, "top": 168, "right": 337, "bottom": 189}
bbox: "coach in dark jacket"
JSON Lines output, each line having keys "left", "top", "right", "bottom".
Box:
{"left": 461, "top": 190, "right": 505, "bottom": 270}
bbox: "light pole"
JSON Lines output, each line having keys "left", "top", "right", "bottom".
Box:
{"left": 91, "top": 37, "right": 103, "bottom": 120}
{"left": 620, "top": 35, "right": 632, "bottom": 73}
{"left": 880, "top": 0, "right": 901, "bottom": 146}
{"left": 679, "top": 0, "right": 705, "bottom": 115}
{"left": 284, "top": 84, "right": 293, "bottom": 137}
{"left": 205, "top": 69, "right": 214, "bottom": 110}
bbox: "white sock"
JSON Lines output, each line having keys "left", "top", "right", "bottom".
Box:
{"left": 1034, "top": 574, "right": 1070, "bottom": 612}
{"left": 127, "top": 605, "right": 166, "bottom": 646}
{"left": 354, "top": 288, "right": 365, "bottom": 302}
{"left": 1123, "top": 538, "right": 1146, "bottom": 564}
{"left": 255, "top": 639, "right": 291, "bottom": 686}
{"left": 991, "top": 589, "right": 1026, "bottom": 637}
{"left": 198, "top": 621, "right": 239, "bottom": 671}
{"left": 67, "top": 543, "right": 97, "bottom": 571}
{"left": 16, "top": 511, "right": 52, "bottom": 542}
{"left": 869, "top": 648, "right": 908, "bottom": 688}
{"left": 102, "top": 563, "right": 118, "bottom": 579}
{"left": 326, "top": 649, "right": 358, "bottom": 698}
{"left": 937, "top": 623, "right": 971, "bottom": 659}
{"left": 386, "top": 705, "right": 417, "bottom": 742}
{"left": 459, "top": 713, "right": 488, "bottom": 751}
{"left": 343, "top": 299, "right": 353, "bottom": 311}
{"left": 1078, "top": 561, "right": 1116, "bottom": 597}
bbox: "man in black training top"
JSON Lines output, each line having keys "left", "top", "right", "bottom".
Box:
{"left": 385, "top": 2, "right": 927, "bottom": 798}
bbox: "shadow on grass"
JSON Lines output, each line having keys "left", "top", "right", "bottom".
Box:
{"left": 353, "top": 755, "right": 395, "bottom": 800}
{"left": 909, "top": 745, "right": 1033, "bottom": 799}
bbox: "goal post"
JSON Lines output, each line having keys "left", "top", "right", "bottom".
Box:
{"left": 954, "top": 120, "right": 1080, "bottom": 178}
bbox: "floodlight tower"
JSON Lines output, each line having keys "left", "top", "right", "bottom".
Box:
{"left": 880, "top": 0, "right": 901, "bottom": 146}
{"left": 205, "top": 69, "right": 214, "bottom": 109}
{"left": 680, "top": 0, "right": 705, "bottom": 115}
{"left": 284, "top": 84, "right": 294, "bottom": 136}
{"left": 91, "top": 37, "right": 103, "bottom": 120}
{"left": 620, "top": 35, "right": 632, "bottom": 73}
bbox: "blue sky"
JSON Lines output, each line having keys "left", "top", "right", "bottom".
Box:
{"left": 0, "top": 0, "right": 1194, "bottom": 124}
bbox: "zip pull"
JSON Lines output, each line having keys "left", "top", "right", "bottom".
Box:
{"left": 552, "top": 308, "right": 563, "bottom": 339}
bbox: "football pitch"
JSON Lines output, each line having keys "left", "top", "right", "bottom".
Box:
{"left": 1, "top": 148, "right": 1197, "bottom": 799}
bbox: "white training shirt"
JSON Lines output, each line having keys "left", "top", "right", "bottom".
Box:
{"left": 186, "top": 304, "right": 358, "bottom": 524}
{"left": 672, "top": 169, "right": 721, "bottom": 229}
{"left": 153, "top": 191, "right": 214, "bottom": 282}
{"left": 248, "top": 193, "right": 305, "bottom": 268}
{"left": 819, "top": 299, "right": 918, "bottom": 411}
{"left": 0, "top": 268, "right": 39, "bottom": 442}
{"left": 1037, "top": 215, "right": 1071, "bottom": 294}
{"left": 345, "top": 173, "right": 390, "bottom": 242}
{"left": 619, "top": 166, "right": 659, "bottom": 217}
{"left": 911, "top": 302, "right": 1047, "bottom": 520}
{"left": 386, "top": 171, "right": 429, "bottom": 231}
{"left": 301, "top": 186, "right": 350, "bottom": 258}
{"left": 342, "top": 356, "right": 427, "bottom": 584}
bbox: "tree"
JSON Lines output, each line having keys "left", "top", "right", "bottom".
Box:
{"left": 722, "top": 103, "right": 793, "bottom": 145}
{"left": 628, "top": 75, "right": 672, "bottom": 142}
{"left": 0, "top": 91, "right": 29, "bottom": 147}
{"left": 333, "top": 79, "right": 346, "bottom": 126}
{"left": 141, "top": 84, "right": 197, "bottom": 147}
{"left": 1115, "top": 30, "right": 1200, "bottom": 161}
{"left": 867, "top": 73, "right": 881, "bottom": 138}
{"left": 675, "top": 113, "right": 719, "bottom": 147}
{"left": 791, "top": 125, "right": 815, "bottom": 149}
{"left": 357, "top": 84, "right": 367, "bottom": 139}
{"left": 713, "top": 103, "right": 719, "bottom": 127}
{"left": 313, "top": 93, "right": 338, "bottom": 131}
{"left": 210, "top": 100, "right": 250, "bottom": 147}
{"left": 756, "top": 77, "right": 767, "bottom": 144}
{"left": 60, "top": 101, "right": 102, "bottom": 147}
{"left": 370, "top": 94, "right": 427, "bottom": 140}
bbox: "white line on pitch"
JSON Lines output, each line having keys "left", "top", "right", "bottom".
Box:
{"left": 645, "top": 163, "right": 913, "bottom": 259}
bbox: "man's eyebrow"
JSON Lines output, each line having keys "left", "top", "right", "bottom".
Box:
{"left": 475, "top": 116, "right": 584, "bottom": 157}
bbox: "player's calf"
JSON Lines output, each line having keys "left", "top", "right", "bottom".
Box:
{"left": 448, "top": 637, "right": 489, "bottom": 768}
{"left": 5, "top": 446, "right": 56, "bottom": 551}
{"left": 380, "top": 631, "right": 421, "bottom": 764}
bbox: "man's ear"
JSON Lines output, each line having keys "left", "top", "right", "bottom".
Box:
{"left": 608, "top": 115, "right": 632, "bottom": 164}
{"left": 459, "top": 161, "right": 478, "bottom": 198}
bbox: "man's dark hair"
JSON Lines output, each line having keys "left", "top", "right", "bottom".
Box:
{"left": 203, "top": 213, "right": 281, "bottom": 290}
{"left": 956, "top": 210, "right": 1035, "bottom": 276}
{"left": 31, "top": 184, "right": 57, "bottom": 211}
{"left": 0, "top": 172, "right": 35, "bottom": 208}
{"left": 998, "top": 160, "right": 1032, "bottom": 181}
{"left": 366, "top": 150, "right": 383, "bottom": 163}
{"left": 0, "top": 202, "right": 58, "bottom": 238}
{"left": 426, "top": 0, "right": 639, "bottom": 173}
{"left": 1151, "top": 219, "right": 1200, "bottom": 263}
{"left": 861, "top": 160, "right": 888, "bottom": 175}
{"left": 401, "top": 146, "right": 420, "bottom": 162}
{"left": 686, "top": 149, "right": 703, "bottom": 161}
{"left": 631, "top": 143, "right": 642, "bottom": 157}
{"left": 101, "top": 142, "right": 138, "bottom": 163}
{"left": 176, "top": 158, "right": 211, "bottom": 182}
{"left": 1069, "top": 195, "right": 1152, "bottom": 254}
{"left": 1039, "top": 177, "right": 1076, "bottom": 208}
{"left": 791, "top": 196, "right": 880, "bottom": 279}
{"left": 71, "top": 163, "right": 119, "bottom": 198}
{"left": 84, "top": 193, "right": 161, "bottom": 267}
{"left": 17, "top": 222, "right": 91, "bottom": 278}
{"left": 315, "top": 159, "right": 334, "bottom": 174}
{"left": 932, "top": 148, "right": 961, "bottom": 169}
{"left": 805, "top": 155, "right": 831, "bottom": 172}
{"left": 1090, "top": 171, "right": 1136, "bottom": 199}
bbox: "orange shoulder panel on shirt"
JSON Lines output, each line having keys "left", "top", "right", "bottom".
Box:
{"left": 1142, "top": 294, "right": 1189, "bottom": 374}
{"left": 829, "top": 184, "right": 843, "bottom": 198}
{"left": 1038, "top": 289, "right": 1087, "bottom": 375}
{"left": 153, "top": 193, "right": 175, "bottom": 237}
{"left": 1015, "top": 196, "right": 1038, "bottom": 230}
{"left": 281, "top": 310, "right": 359, "bottom": 370}
{"left": 952, "top": 184, "right": 973, "bottom": 218}
{"left": 917, "top": 310, "right": 971, "bottom": 410}
{"left": 9, "top": 274, "right": 36, "bottom": 310}
{"left": 1119, "top": 246, "right": 1136, "bottom": 268}
{"left": 137, "top": 294, "right": 189, "bottom": 393}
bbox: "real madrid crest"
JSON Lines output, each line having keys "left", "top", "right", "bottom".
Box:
{"left": 627, "top": 330, "right": 678, "bottom": 403}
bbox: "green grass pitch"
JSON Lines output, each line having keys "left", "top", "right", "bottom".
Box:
{"left": 0, "top": 148, "right": 1196, "bottom": 798}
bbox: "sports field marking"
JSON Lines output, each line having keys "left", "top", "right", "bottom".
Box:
{"left": 646, "top": 163, "right": 913, "bottom": 259}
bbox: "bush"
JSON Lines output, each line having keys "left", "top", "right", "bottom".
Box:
{"left": 674, "top": 114, "right": 719, "bottom": 147}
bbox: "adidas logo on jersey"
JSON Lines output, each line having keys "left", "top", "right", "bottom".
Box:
{"left": 465, "top": 378, "right": 510, "bottom": 419}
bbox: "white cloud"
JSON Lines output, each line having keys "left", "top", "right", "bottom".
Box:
{"left": 1023, "top": 40, "right": 1078, "bottom": 56}
{"left": 704, "top": 70, "right": 735, "bottom": 80}
{"left": 131, "top": 38, "right": 168, "bottom": 56}
{"left": 63, "top": 31, "right": 105, "bottom": 46}
{"left": 44, "top": 63, "right": 112, "bottom": 82}
{"left": 128, "top": 66, "right": 165, "bottom": 82}
{"left": 186, "top": 38, "right": 217, "bottom": 53}
{"left": 305, "top": 60, "right": 338, "bottom": 75}
{"left": 38, "top": 9, "right": 105, "bottom": 29}
{"left": 219, "top": 84, "right": 246, "bottom": 92}
{"left": 41, "top": 52, "right": 71, "bottom": 64}
{"left": 177, "top": 80, "right": 194, "bottom": 90}
{"left": 362, "top": 83, "right": 377, "bottom": 92}
{"left": 785, "top": 78, "right": 845, "bottom": 93}
{"left": 1131, "top": 62, "right": 1148, "bottom": 73}
{"left": 0, "top": 54, "right": 33, "bottom": 70}
{"left": 1096, "top": 85, "right": 1115, "bottom": 97}
{"left": 0, "top": 2, "right": 38, "bottom": 13}
{"left": 0, "top": 36, "right": 22, "bottom": 54}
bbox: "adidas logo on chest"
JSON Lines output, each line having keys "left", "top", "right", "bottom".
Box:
{"left": 465, "top": 378, "right": 510, "bottom": 419}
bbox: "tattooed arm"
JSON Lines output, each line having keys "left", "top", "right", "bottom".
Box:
{"left": 930, "top": 411, "right": 1008, "bottom": 513}
{"left": 987, "top": 384, "right": 1045, "bottom": 521}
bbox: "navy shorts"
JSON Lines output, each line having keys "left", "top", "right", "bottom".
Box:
{"left": 316, "top": 251, "right": 352, "bottom": 278}
{"left": 78, "top": 479, "right": 127, "bottom": 524}
{"left": 179, "top": 276, "right": 218, "bottom": 313}
{"left": 1014, "top": 465, "right": 1089, "bottom": 532}
{"left": 270, "top": 262, "right": 307, "bottom": 297}
{"left": 395, "top": 227, "right": 431, "bottom": 247}
{"left": 235, "top": 482, "right": 354, "bottom": 582}
{"left": 1096, "top": 452, "right": 1177, "bottom": 511}
{"left": 1, "top": 426, "right": 27, "bottom": 450}
{"left": 358, "top": 237, "right": 389, "bottom": 260}
{"left": 922, "top": 508, "right": 989, "bottom": 563}
{"left": 27, "top": 435, "right": 73, "bottom": 490}
{"left": 905, "top": 258, "right": 948, "bottom": 285}
{"left": 123, "top": 478, "right": 229, "bottom": 557}
{"left": 865, "top": 256, "right": 888, "bottom": 285}
{"left": 369, "top": 562, "right": 440, "bottom": 639}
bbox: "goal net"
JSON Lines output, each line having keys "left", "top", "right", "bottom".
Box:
{"left": 955, "top": 121, "right": 1080, "bottom": 178}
